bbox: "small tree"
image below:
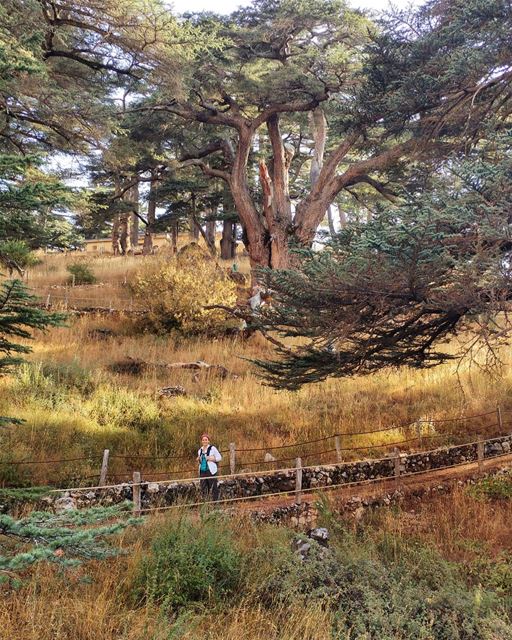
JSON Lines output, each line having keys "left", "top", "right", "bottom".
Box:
{"left": 0, "top": 503, "right": 140, "bottom": 585}
{"left": 0, "top": 278, "right": 64, "bottom": 424}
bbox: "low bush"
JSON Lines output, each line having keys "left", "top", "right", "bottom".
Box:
{"left": 84, "top": 385, "right": 161, "bottom": 432}
{"left": 467, "top": 473, "right": 512, "bottom": 500}
{"left": 131, "top": 512, "right": 242, "bottom": 612}
{"left": 253, "top": 530, "right": 512, "bottom": 640}
{"left": 131, "top": 252, "right": 237, "bottom": 335}
{"left": 66, "top": 261, "right": 97, "bottom": 285}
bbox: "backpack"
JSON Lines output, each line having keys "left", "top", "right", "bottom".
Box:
{"left": 199, "top": 445, "right": 212, "bottom": 472}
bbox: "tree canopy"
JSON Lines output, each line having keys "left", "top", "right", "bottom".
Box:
{"left": 253, "top": 129, "right": 512, "bottom": 389}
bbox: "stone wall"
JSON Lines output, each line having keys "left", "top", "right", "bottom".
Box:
{"left": 50, "top": 434, "right": 512, "bottom": 513}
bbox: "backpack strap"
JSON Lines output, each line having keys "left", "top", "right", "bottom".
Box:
{"left": 206, "top": 445, "right": 212, "bottom": 457}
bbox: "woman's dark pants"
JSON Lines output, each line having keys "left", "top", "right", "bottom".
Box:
{"left": 199, "top": 469, "right": 219, "bottom": 501}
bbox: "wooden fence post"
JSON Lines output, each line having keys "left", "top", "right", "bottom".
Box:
{"left": 99, "top": 449, "right": 110, "bottom": 486}
{"left": 229, "top": 442, "right": 236, "bottom": 474}
{"left": 295, "top": 457, "right": 303, "bottom": 505}
{"left": 415, "top": 422, "right": 423, "bottom": 448}
{"left": 45, "top": 293, "right": 51, "bottom": 309}
{"left": 393, "top": 447, "right": 401, "bottom": 486}
{"left": 335, "top": 435, "right": 342, "bottom": 463}
{"left": 497, "top": 406, "right": 503, "bottom": 431}
{"left": 133, "top": 471, "right": 141, "bottom": 515}
{"left": 477, "top": 435, "right": 485, "bottom": 474}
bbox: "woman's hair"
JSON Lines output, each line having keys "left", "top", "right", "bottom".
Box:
{"left": 201, "top": 433, "right": 210, "bottom": 440}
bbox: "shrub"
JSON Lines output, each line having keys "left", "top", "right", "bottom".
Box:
{"left": 0, "top": 239, "right": 39, "bottom": 275}
{"left": 66, "top": 261, "right": 97, "bottom": 285}
{"left": 467, "top": 473, "right": 512, "bottom": 500}
{"left": 131, "top": 512, "right": 242, "bottom": 611}
{"left": 85, "top": 385, "right": 161, "bottom": 431}
{"left": 12, "top": 361, "right": 95, "bottom": 408}
{"left": 255, "top": 532, "right": 511, "bottom": 640}
{"left": 131, "top": 252, "right": 237, "bottom": 335}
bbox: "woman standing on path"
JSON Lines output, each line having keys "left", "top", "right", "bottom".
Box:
{"left": 197, "top": 434, "right": 222, "bottom": 501}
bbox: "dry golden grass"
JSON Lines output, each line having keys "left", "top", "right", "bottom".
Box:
{"left": 2, "top": 251, "right": 512, "bottom": 485}
{"left": 0, "top": 486, "right": 510, "bottom": 640}
{"left": 24, "top": 245, "right": 252, "bottom": 310}
{"left": 1, "top": 304, "right": 512, "bottom": 485}
{"left": 380, "top": 488, "right": 512, "bottom": 562}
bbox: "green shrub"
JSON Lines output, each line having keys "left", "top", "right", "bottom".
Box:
{"left": 255, "top": 531, "right": 511, "bottom": 640}
{"left": 12, "top": 361, "right": 95, "bottom": 409}
{"left": 0, "top": 239, "right": 39, "bottom": 275}
{"left": 131, "top": 512, "right": 242, "bottom": 611}
{"left": 66, "top": 261, "right": 97, "bottom": 285}
{"left": 131, "top": 252, "right": 237, "bottom": 335}
{"left": 467, "top": 474, "right": 512, "bottom": 500}
{"left": 85, "top": 385, "right": 161, "bottom": 431}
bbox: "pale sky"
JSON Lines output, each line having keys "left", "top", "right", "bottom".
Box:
{"left": 172, "top": 0, "right": 421, "bottom": 15}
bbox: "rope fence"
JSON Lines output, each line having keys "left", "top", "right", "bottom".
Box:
{"left": 40, "top": 431, "right": 512, "bottom": 521}
{"left": 1, "top": 408, "right": 507, "bottom": 489}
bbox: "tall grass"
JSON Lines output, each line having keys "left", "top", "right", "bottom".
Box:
{"left": 1, "top": 306, "right": 512, "bottom": 485}
{"left": 0, "top": 488, "right": 510, "bottom": 639}
{"left": 1, "top": 252, "right": 512, "bottom": 485}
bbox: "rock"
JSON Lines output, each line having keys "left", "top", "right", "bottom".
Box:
{"left": 264, "top": 452, "right": 276, "bottom": 463}
{"left": 146, "top": 482, "right": 160, "bottom": 494}
{"left": 158, "top": 386, "right": 187, "bottom": 397}
{"left": 308, "top": 527, "right": 329, "bottom": 546}
{"left": 54, "top": 496, "right": 77, "bottom": 513}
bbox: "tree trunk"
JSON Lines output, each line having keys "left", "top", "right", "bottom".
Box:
{"left": 205, "top": 215, "right": 216, "bottom": 252}
{"left": 170, "top": 219, "right": 178, "bottom": 253}
{"left": 126, "top": 182, "right": 139, "bottom": 250}
{"left": 327, "top": 205, "right": 336, "bottom": 236}
{"left": 112, "top": 175, "right": 121, "bottom": 254}
{"left": 143, "top": 178, "right": 157, "bottom": 255}
{"left": 119, "top": 214, "right": 128, "bottom": 255}
{"left": 220, "top": 218, "right": 236, "bottom": 260}
{"left": 188, "top": 193, "right": 200, "bottom": 242}
{"left": 112, "top": 215, "right": 120, "bottom": 255}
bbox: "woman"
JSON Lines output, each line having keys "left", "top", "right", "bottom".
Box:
{"left": 197, "top": 433, "right": 222, "bottom": 501}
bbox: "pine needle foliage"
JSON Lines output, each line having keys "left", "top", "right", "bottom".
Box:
{"left": 0, "top": 278, "right": 65, "bottom": 425}
{"left": 0, "top": 503, "right": 140, "bottom": 585}
{"left": 254, "top": 131, "right": 512, "bottom": 389}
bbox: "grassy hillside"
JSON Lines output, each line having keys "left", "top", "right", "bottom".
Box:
{"left": 2, "top": 252, "right": 512, "bottom": 486}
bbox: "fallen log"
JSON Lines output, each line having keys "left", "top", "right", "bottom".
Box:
{"left": 108, "top": 357, "right": 238, "bottom": 379}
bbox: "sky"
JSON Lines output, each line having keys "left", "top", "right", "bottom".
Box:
{"left": 172, "top": 0, "right": 421, "bottom": 15}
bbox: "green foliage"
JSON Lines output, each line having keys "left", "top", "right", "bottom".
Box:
{"left": 132, "top": 252, "right": 237, "bottom": 335}
{"left": 12, "top": 361, "right": 160, "bottom": 432}
{"left": 467, "top": 473, "right": 512, "bottom": 501}
{"left": 0, "top": 280, "right": 65, "bottom": 425}
{"left": 254, "top": 130, "right": 512, "bottom": 389}
{"left": 12, "top": 361, "right": 96, "bottom": 408}
{"left": 254, "top": 531, "right": 511, "bottom": 639}
{"left": 84, "top": 386, "right": 161, "bottom": 432}
{"left": 0, "top": 240, "right": 39, "bottom": 276}
{"left": 66, "top": 261, "right": 97, "bottom": 285}
{"left": 131, "top": 512, "right": 242, "bottom": 611}
{"left": 0, "top": 280, "right": 65, "bottom": 372}
{"left": 0, "top": 503, "right": 140, "bottom": 585}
